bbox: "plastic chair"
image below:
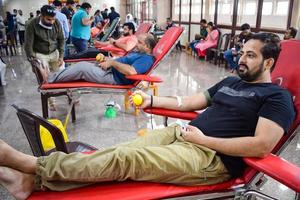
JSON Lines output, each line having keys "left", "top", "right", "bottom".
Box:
{"left": 30, "top": 27, "right": 183, "bottom": 120}
{"left": 27, "top": 38, "right": 300, "bottom": 200}
{"left": 12, "top": 104, "right": 97, "bottom": 157}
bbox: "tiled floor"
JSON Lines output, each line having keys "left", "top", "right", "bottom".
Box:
{"left": 0, "top": 48, "right": 299, "bottom": 199}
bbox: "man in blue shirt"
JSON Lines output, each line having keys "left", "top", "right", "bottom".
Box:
{"left": 70, "top": 2, "right": 94, "bottom": 53}
{"left": 48, "top": 33, "right": 156, "bottom": 85}
{"left": 53, "top": 0, "right": 69, "bottom": 40}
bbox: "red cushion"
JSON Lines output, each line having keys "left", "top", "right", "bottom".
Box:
{"left": 135, "top": 23, "right": 152, "bottom": 36}
{"left": 29, "top": 179, "right": 244, "bottom": 200}
{"left": 41, "top": 82, "right": 133, "bottom": 90}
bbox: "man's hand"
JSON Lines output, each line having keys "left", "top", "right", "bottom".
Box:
{"left": 58, "top": 58, "right": 64, "bottom": 67}
{"left": 99, "top": 60, "right": 112, "bottom": 70}
{"left": 129, "top": 90, "right": 151, "bottom": 108}
{"left": 181, "top": 125, "right": 207, "bottom": 144}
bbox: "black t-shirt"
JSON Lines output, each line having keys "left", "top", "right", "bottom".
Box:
{"left": 189, "top": 77, "right": 295, "bottom": 177}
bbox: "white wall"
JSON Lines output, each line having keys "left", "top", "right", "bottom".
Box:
{"left": 4, "top": 0, "right": 47, "bottom": 19}
{"left": 2, "top": 0, "right": 120, "bottom": 19}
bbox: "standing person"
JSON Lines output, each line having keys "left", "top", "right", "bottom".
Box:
{"left": 108, "top": 7, "right": 120, "bottom": 25}
{"left": 16, "top": 10, "right": 26, "bottom": 45}
{"left": 36, "top": 10, "right": 41, "bottom": 17}
{"left": 4, "top": 11, "right": 16, "bottom": 54}
{"left": 101, "top": 8, "right": 109, "bottom": 20}
{"left": 93, "top": 10, "right": 103, "bottom": 27}
{"left": 12, "top": 9, "right": 18, "bottom": 45}
{"left": 25, "top": 5, "right": 64, "bottom": 72}
{"left": 0, "top": 57, "right": 6, "bottom": 86}
{"left": 28, "top": 12, "right": 34, "bottom": 21}
{"left": 70, "top": 2, "right": 94, "bottom": 53}
{"left": 61, "top": 0, "right": 75, "bottom": 21}
{"left": 224, "top": 23, "right": 253, "bottom": 71}
{"left": 52, "top": 0, "right": 69, "bottom": 56}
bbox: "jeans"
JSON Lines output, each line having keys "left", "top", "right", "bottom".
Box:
{"left": 223, "top": 49, "right": 238, "bottom": 70}
{"left": 189, "top": 40, "right": 199, "bottom": 54}
{"left": 71, "top": 36, "right": 88, "bottom": 53}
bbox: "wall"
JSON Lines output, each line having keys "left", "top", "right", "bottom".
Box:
{"left": 291, "top": 0, "right": 300, "bottom": 28}
{"left": 156, "top": 0, "right": 170, "bottom": 28}
{"left": 1, "top": 0, "right": 120, "bottom": 20}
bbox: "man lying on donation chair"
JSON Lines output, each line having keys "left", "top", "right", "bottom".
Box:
{"left": 39, "top": 33, "right": 155, "bottom": 85}
{"left": 0, "top": 33, "right": 295, "bottom": 200}
{"left": 65, "top": 22, "right": 138, "bottom": 60}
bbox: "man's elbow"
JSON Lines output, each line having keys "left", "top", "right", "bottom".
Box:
{"left": 127, "top": 70, "right": 137, "bottom": 75}
{"left": 254, "top": 142, "right": 274, "bottom": 158}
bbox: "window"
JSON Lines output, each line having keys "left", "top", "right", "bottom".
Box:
{"left": 172, "top": 0, "right": 180, "bottom": 21}
{"left": 191, "top": 0, "right": 202, "bottom": 22}
{"left": 217, "top": 0, "right": 234, "bottom": 25}
{"left": 261, "top": 0, "right": 289, "bottom": 29}
{"left": 202, "top": 0, "right": 215, "bottom": 22}
{"left": 262, "top": 1, "right": 273, "bottom": 15}
{"left": 276, "top": 1, "right": 289, "bottom": 15}
{"left": 237, "top": 0, "right": 258, "bottom": 26}
{"left": 181, "top": 0, "right": 190, "bottom": 22}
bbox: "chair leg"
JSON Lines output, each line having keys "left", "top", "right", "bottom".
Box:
{"left": 124, "top": 93, "right": 130, "bottom": 111}
{"left": 67, "top": 96, "right": 76, "bottom": 122}
{"left": 41, "top": 94, "right": 49, "bottom": 119}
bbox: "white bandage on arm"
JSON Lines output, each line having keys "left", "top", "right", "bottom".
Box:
{"left": 175, "top": 96, "right": 183, "bottom": 108}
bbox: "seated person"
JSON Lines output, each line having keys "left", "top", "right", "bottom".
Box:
{"left": 224, "top": 23, "right": 253, "bottom": 71}
{"left": 189, "top": 19, "right": 208, "bottom": 53}
{"left": 65, "top": 22, "right": 138, "bottom": 59}
{"left": 91, "top": 21, "right": 107, "bottom": 40}
{"left": 48, "top": 33, "right": 155, "bottom": 85}
{"left": 166, "top": 17, "right": 182, "bottom": 51}
{"left": 195, "top": 22, "right": 219, "bottom": 57}
{"left": 0, "top": 33, "right": 295, "bottom": 200}
{"left": 283, "top": 27, "right": 297, "bottom": 40}
{"left": 94, "top": 22, "right": 137, "bottom": 57}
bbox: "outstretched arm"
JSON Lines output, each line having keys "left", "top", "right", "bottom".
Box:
{"left": 131, "top": 90, "right": 209, "bottom": 112}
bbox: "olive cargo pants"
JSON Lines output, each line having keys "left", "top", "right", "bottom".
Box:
{"left": 35, "top": 126, "right": 230, "bottom": 191}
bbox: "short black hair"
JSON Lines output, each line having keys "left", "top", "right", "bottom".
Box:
{"left": 81, "top": 2, "right": 92, "bottom": 9}
{"left": 200, "top": 19, "right": 207, "bottom": 24}
{"left": 66, "top": 0, "right": 75, "bottom": 5}
{"left": 251, "top": 33, "right": 281, "bottom": 71}
{"left": 53, "top": 0, "right": 62, "bottom": 7}
{"left": 40, "top": 5, "right": 56, "bottom": 17}
{"left": 110, "top": 7, "right": 115, "bottom": 11}
{"left": 288, "top": 27, "right": 297, "bottom": 38}
{"left": 241, "top": 23, "right": 251, "bottom": 31}
{"left": 123, "top": 22, "right": 135, "bottom": 34}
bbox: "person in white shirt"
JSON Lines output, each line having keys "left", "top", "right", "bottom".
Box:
{"left": 16, "top": 10, "right": 26, "bottom": 45}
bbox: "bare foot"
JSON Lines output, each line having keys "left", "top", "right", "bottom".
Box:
{"left": 0, "top": 166, "right": 35, "bottom": 200}
{"left": 0, "top": 139, "right": 37, "bottom": 174}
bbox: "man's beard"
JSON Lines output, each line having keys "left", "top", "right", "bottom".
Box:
{"left": 123, "top": 32, "right": 130, "bottom": 36}
{"left": 237, "top": 62, "right": 264, "bottom": 82}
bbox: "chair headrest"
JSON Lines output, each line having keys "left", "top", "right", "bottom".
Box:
{"left": 271, "top": 40, "right": 300, "bottom": 132}
{"left": 153, "top": 27, "right": 183, "bottom": 62}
